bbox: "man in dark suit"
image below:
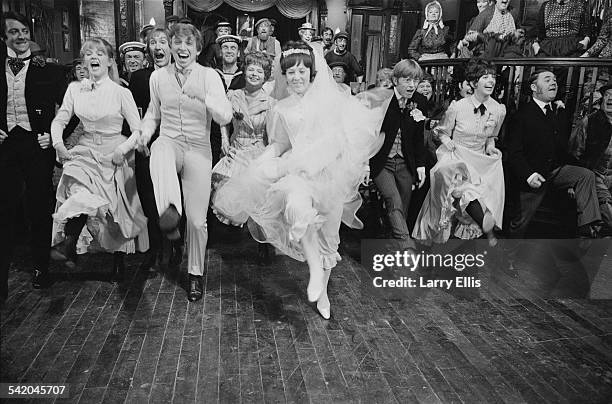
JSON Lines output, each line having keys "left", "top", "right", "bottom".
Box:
{"left": 0, "top": 12, "right": 66, "bottom": 297}
{"left": 370, "top": 59, "right": 427, "bottom": 247}
{"left": 507, "top": 69, "right": 600, "bottom": 237}
{"left": 128, "top": 27, "right": 183, "bottom": 272}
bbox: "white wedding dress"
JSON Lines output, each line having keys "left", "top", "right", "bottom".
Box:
{"left": 212, "top": 46, "right": 390, "bottom": 269}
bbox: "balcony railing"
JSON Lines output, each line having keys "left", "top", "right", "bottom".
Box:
{"left": 419, "top": 57, "right": 611, "bottom": 115}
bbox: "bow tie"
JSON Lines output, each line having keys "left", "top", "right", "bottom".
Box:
{"left": 8, "top": 55, "right": 31, "bottom": 75}
{"left": 175, "top": 65, "right": 192, "bottom": 76}
{"left": 474, "top": 104, "right": 487, "bottom": 116}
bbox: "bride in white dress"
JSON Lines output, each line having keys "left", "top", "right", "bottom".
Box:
{"left": 213, "top": 41, "right": 387, "bottom": 319}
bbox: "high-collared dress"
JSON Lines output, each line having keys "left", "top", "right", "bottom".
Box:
{"left": 50, "top": 76, "right": 146, "bottom": 253}
{"left": 413, "top": 96, "right": 506, "bottom": 243}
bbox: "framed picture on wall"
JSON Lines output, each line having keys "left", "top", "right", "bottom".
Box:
{"left": 237, "top": 14, "right": 254, "bottom": 39}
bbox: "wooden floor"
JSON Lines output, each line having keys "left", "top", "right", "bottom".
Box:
{"left": 2, "top": 228, "right": 612, "bottom": 404}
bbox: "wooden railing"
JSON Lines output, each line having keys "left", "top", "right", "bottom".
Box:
{"left": 419, "top": 57, "right": 611, "bottom": 120}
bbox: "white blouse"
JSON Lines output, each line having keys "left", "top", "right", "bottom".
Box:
{"left": 51, "top": 76, "right": 141, "bottom": 153}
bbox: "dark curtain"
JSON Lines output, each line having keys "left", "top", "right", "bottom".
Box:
{"left": 187, "top": 3, "right": 306, "bottom": 47}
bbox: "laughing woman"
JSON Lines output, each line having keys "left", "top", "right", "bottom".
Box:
{"left": 413, "top": 59, "right": 506, "bottom": 245}
{"left": 50, "top": 37, "right": 146, "bottom": 280}
{"left": 211, "top": 51, "right": 276, "bottom": 263}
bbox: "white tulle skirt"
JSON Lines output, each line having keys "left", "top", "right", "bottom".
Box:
{"left": 212, "top": 86, "right": 392, "bottom": 269}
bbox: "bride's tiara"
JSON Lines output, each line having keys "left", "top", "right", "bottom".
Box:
{"left": 281, "top": 48, "right": 310, "bottom": 57}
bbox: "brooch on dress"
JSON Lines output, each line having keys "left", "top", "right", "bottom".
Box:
{"left": 80, "top": 79, "right": 95, "bottom": 92}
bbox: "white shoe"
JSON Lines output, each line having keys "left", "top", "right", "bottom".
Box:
{"left": 307, "top": 271, "right": 324, "bottom": 302}
{"left": 317, "top": 298, "right": 331, "bottom": 320}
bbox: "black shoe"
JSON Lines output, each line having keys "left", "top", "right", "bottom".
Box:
{"left": 50, "top": 235, "right": 78, "bottom": 269}
{"left": 577, "top": 224, "right": 597, "bottom": 239}
{"left": 188, "top": 274, "right": 203, "bottom": 302}
{"left": 159, "top": 205, "right": 181, "bottom": 240}
{"left": 111, "top": 253, "right": 126, "bottom": 283}
{"left": 32, "top": 270, "right": 51, "bottom": 289}
{"left": 170, "top": 242, "right": 183, "bottom": 267}
{"left": 139, "top": 249, "right": 159, "bottom": 278}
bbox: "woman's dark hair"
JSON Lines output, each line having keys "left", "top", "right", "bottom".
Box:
{"left": 279, "top": 40, "right": 316, "bottom": 81}
{"left": 465, "top": 58, "right": 496, "bottom": 83}
{"left": 1, "top": 11, "right": 31, "bottom": 39}
{"left": 243, "top": 51, "right": 273, "bottom": 82}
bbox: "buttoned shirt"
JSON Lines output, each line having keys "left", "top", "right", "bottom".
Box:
{"left": 532, "top": 97, "right": 552, "bottom": 115}
{"left": 6, "top": 47, "right": 32, "bottom": 131}
{"left": 141, "top": 63, "right": 232, "bottom": 148}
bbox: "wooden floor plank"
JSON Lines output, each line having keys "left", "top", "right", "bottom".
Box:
{"left": 2, "top": 235, "right": 612, "bottom": 403}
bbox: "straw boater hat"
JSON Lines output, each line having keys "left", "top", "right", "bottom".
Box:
{"left": 298, "top": 22, "right": 316, "bottom": 32}
{"left": 215, "top": 34, "right": 242, "bottom": 45}
{"left": 215, "top": 21, "right": 231, "bottom": 32}
{"left": 119, "top": 41, "right": 146, "bottom": 56}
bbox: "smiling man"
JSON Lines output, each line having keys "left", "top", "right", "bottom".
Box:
{"left": 216, "top": 34, "right": 243, "bottom": 89}
{"left": 119, "top": 41, "right": 146, "bottom": 86}
{"left": 140, "top": 23, "right": 232, "bottom": 302}
{"left": 127, "top": 28, "right": 177, "bottom": 275}
{"left": 0, "top": 11, "right": 67, "bottom": 296}
{"left": 369, "top": 59, "right": 427, "bottom": 249}
{"left": 245, "top": 18, "right": 281, "bottom": 59}
{"left": 508, "top": 69, "right": 601, "bottom": 238}
{"left": 324, "top": 31, "right": 363, "bottom": 83}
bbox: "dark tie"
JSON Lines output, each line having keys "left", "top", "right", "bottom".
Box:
{"left": 544, "top": 104, "right": 553, "bottom": 118}
{"left": 8, "top": 56, "right": 26, "bottom": 75}
{"left": 474, "top": 104, "right": 487, "bottom": 116}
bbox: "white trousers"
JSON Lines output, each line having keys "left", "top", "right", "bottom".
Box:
{"left": 150, "top": 136, "right": 212, "bottom": 276}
